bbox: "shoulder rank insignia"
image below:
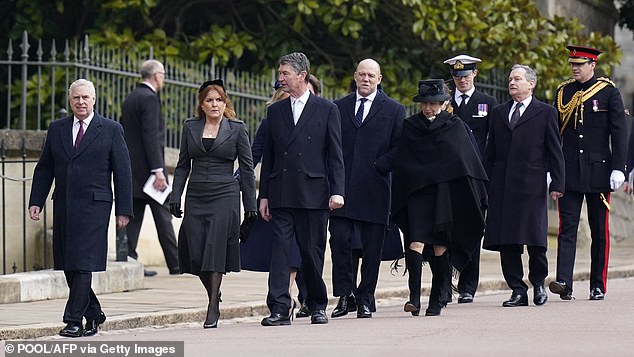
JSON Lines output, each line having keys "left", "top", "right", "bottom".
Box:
{"left": 597, "top": 77, "right": 615, "bottom": 87}
{"left": 557, "top": 78, "right": 575, "bottom": 91}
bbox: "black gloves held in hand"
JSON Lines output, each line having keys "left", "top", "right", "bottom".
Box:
{"left": 239, "top": 211, "right": 259, "bottom": 242}
{"left": 169, "top": 203, "right": 182, "bottom": 218}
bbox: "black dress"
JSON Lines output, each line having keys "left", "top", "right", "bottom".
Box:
{"left": 171, "top": 117, "right": 257, "bottom": 275}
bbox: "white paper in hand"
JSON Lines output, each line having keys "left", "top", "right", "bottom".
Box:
{"left": 143, "top": 174, "right": 172, "bottom": 205}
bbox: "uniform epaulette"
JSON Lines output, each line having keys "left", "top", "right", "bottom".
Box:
{"left": 597, "top": 77, "right": 616, "bottom": 87}
{"left": 557, "top": 78, "right": 576, "bottom": 91}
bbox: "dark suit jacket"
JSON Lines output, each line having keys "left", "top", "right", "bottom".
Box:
{"left": 558, "top": 77, "right": 627, "bottom": 192}
{"left": 260, "top": 93, "right": 345, "bottom": 209}
{"left": 483, "top": 98, "right": 564, "bottom": 250}
{"left": 451, "top": 89, "right": 498, "bottom": 156}
{"left": 121, "top": 83, "right": 166, "bottom": 198}
{"left": 29, "top": 113, "right": 133, "bottom": 271}
{"left": 331, "top": 91, "right": 405, "bottom": 224}
{"left": 170, "top": 117, "right": 257, "bottom": 212}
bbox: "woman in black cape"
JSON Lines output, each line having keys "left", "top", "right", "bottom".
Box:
{"left": 391, "top": 79, "right": 488, "bottom": 316}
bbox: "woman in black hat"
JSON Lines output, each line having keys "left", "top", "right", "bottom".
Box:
{"left": 169, "top": 80, "right": 257, "bottom": 328}
{"left": 391, "top": 79, "right": 488, "bottom": 316}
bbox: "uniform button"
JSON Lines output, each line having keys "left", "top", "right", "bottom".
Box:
{"left": 283, "top": 169, "right": 287, "bottom": 172}
{"left": 298, "top": 153, "right": 302, "bottom": 156}
{"left": 579, "top": 150, "right": 584, "bottom": 154}
{"left": 579, "top": 134, "right": 583, "bottom": 139}
{"left": 284, "top": 152, "right": 288, "bottom": 155}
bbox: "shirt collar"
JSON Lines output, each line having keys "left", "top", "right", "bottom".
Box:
{"left": 292, "top": 89, "right": 311, "bottom": 104}
{"left": 74, "top": 111, "right": 95, "bottom": 125}
{"left": 455, "top": 86, "right": 476, "bottom": 101}
{"left": 516, "top": 95, "right": 533, "bottom": 109}
{"left": 141, "top": 81, "right": 157, "bottom": 93}
{"left": 356, "top": 90, "right": 378, "bottom": 102}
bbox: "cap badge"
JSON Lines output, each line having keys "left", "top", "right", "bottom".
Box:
{"left": 454, "top": 60, "right": 464, "bottom": 69}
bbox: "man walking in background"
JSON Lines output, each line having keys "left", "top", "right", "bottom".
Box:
{"left": 121, "top": 59, "right": 179, "bottom": 277}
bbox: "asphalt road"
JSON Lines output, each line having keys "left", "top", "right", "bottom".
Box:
{"left": 13, "top": 277, "right": 632, "bottom": 357}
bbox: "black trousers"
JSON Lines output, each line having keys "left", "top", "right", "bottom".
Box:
{"left": 63, "top": 271, "right": 101, "bottom": 324}
{"left": 499, "top": 245, "right": 548, "bottom": 295}
{"left": 557, "top": 191, "right": 610, "bottom": 292}
{"left": 267, "top": 208, "right": 329, "bottom": 314}
{"left": 126, "top": 197, "right": 179, "bottom": 272}
{"left": 329, "top": 217, "right": 385, "bottom": 307}
{"left": 457, "top": 245, "right": 481, "bottom": 295}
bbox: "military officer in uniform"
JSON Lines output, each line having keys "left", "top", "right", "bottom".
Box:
{"left": 550, "top": 45, "right": 627, "bottom": 301}
{"left": 443, "top": 54, "right": 498, "bottom": 304}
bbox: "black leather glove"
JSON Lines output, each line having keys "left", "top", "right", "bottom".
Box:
{"left": 239, "top": 211, "right": 259, "bottom": 242}
{"left": 169, "top": 203, "right": 182, "bottom": 218}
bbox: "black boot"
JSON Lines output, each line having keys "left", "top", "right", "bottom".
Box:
{"left": 429, "top": 254, "right": 452, "bottom": 307}
{"left": 426, "top": 252, "right": 450, "bottom": 316}
{"left": 404, "top": 249, "right": 423, "bottom": 316}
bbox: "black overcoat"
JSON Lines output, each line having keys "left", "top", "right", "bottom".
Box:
{"left": 483, "top": 98, "right": 565, "bottom": 250}
{"left": 29, "top": 114, "right": 133, "bottom": 271}
{"left": 260, "top": 93, "right": 345, "bottom": 209}
{"left": 121, "top": 83, "right": 166, "bottom": 198}
{"left": 330, "top": 91, "right": 405, "bottom": 224}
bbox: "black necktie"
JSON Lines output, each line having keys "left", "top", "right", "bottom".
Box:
{"left": 510, "top": 102, "right": 523, "bottom": 128}
{"left": 459, "top": 94, "right": 469, "bottom": 108}
{"left": 354, "top": 98, "right": 367, "bottom": 127}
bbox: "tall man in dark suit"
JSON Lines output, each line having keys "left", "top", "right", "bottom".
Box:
{"left": 259, "top": 52, "right": 345, "bottom": 326}
{"left": 121, "top": 59, "right": 179, "bottom": 277}
{"left": 550, "top": 46, "right": 627, "bottom": 301}
{"left": 329, "top": 58, "right": 405, "bottom": 319}
{"left": 483, "top": 65, "right": 564, "bottom": 307}
{"left": 29, "top": 79, "right": 133, "bottom": 337}
{"left": 443, "top": 54, "right": 498, "bottom": 304}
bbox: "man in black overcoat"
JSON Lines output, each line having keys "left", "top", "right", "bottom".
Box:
{"left": 329, "top": 58, "right": 405, "bottom": 318}
{"left": 444, "top": 54, "right": 498, "bottom": 304}
{"left": 259, "top": 52, "right": 345, "bottom": 326}
{"left": 550, "top": 46, "right": 627, "bottom": 301}
{"left": 29, "top": 79, "right": 133, "bottom": 337}
{"left": 483, "top": 65, "right": 564, "bottom": 307}
{"left": 121, "top": 59, "right": 179, "bottom": 276}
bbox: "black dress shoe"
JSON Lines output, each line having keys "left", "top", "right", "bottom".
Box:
{"left": 331, "top": 296, "right": 350, "bottom": 318}
{"left": 59, "top": 322, "right": 83, "bottom": 338}
{"left": 403, "top": 301, "right": 420, "bottom": 316}
{"left": 311, "top": 310, "right": 328, "bottom": 324}
{"left": 356, "top": 304, "right": 372, "bottom": 318}
{"left": 589, "top": 287, "right": 605, "bottom": 300}
{"left": 502, "top": 293, "right": 528, "bottom": 307}
{"left": 169, "top": 268, "right": 180, "bottom": 275}
{"left": 84, "top": 312, "right": 106, "bottom": 336}
{"left": 346, "top": 294, "right": 358, "bottom": 312}
{"left": 533, "top": 285, "right": 548, "bottom": 306}
{"left": 261, "top": 313, "right": 291, "bottom": 326}
{"left": 296, "top": 303, "right": 310, "bottom": 318}
{"left": 458, "top": 292, "right": 474, "bottom": 304}
{"left": 144, "top": 269, "right": 157, "bottom": 277}
{"left": 549, "top": 280, "right": 573, "bottom": 300}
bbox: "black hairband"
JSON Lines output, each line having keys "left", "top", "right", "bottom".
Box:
{"left": 199, "top": 79, "right": 224, "bottom": 93}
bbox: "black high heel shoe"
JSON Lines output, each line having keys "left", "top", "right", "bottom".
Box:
{"left": 203, "top": 301, "right": 220, "bottom": 329}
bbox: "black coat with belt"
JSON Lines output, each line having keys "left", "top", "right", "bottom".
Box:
{"left": 121, "top": 83, "right": 166, "bottom": 198}
{"left": 452, "top": 89, "right": 498, "bottom": 156}
{"left": 29, "top": 114, "right": 133, "bottom": 271}
{"left": 330, "top": 91, "right": 405, "bottom": 224}
{"left": 483, "top": 98, "right": 565, "bottom": 250}
{"left": 260, "top": 94, "right": 345, "bottom": 208}
{"left": 557, "top": 77, "right": 627, "bottom": 193}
